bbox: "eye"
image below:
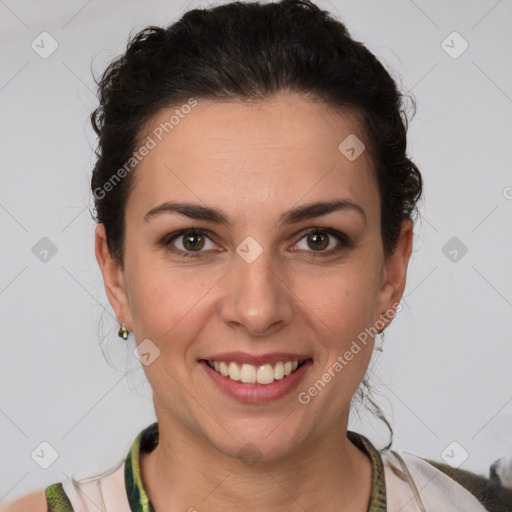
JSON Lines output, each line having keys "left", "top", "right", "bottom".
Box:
{"left": 163, "top": 228, "right": 217, "bottom": 258}
{"left": 292, "top": 228, "right": 351, "bottom": 255}
{"left": 162, "top": 227, "right": 351, "bottom": 258}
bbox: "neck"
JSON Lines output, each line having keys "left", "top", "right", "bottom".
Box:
{"left": 140, "top": 414, "right": 373, "bottom": 512}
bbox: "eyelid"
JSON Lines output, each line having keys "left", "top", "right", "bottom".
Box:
{"left": 298, "top": 227, "right": 351, "bottom": 248}
{"left": 162, "top": 226, "right": 351, "bottom": 257}
{"left": 162, "top": 228, "right": 217, "bottom": 255}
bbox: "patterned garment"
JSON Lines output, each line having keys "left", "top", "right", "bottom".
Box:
{"left": 45, "top": 422, "right": 387, "bottom": 511}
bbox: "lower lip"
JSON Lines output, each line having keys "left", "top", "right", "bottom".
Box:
{"left": 200, "top": 360, "right": 313, "bottom": 403}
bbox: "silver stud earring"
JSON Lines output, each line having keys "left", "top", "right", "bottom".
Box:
{"left": 118, "top": 322, "right": 129, "bottom": 340}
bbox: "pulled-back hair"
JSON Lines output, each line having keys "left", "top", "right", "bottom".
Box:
{"left": 90, "top": 0, "right": 422, "bottom": 267}
{"left": 89, "top": 0, "right": 423, "bottom": 450}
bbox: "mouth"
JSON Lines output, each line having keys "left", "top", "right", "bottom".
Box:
{"left": 203, "top": 359, "right": 309, "bottom": 385}
{"left": 199, "top": 356, "right": 313, "bottom": 403}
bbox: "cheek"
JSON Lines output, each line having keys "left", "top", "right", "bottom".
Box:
{"left": 126, "top": 256, "right": 215, "bottom": 348}
{"left": 302, "top": 276, "right": 376, "bottom": 405}
{"left": 129, "top": 273, "right": 170, "bottom": 332}
{"left": 303, "top": 265, "right": 379, "bottom": 334}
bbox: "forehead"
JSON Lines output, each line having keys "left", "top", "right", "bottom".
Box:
{"left": 127, "top": 93, "right": 379, "bottom": 226}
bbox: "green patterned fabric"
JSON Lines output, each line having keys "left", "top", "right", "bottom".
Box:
{"left": 124, "top": 423, "right": 158, "bottom": 512}
{"left": 45, "top": 422, "right": 386, "bottom": 511}
{"left": 348, "top": 430, "right": 387, "bottom": 511}
{"left": 44, "top": 482, "right": 74, "bottom": 511}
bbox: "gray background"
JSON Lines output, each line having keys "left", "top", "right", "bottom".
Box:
{"left": 1, "top": 0, "right": 512, "bottom": 502}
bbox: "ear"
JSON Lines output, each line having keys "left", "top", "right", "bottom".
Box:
{"left": 94, "top": 223, "right": 133, "bottom": 331}
{"left": 374, "top": 219, "right": 414, "bottom": 331}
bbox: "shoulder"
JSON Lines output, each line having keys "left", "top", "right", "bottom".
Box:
{"left": 381, "top": 449, "right": 493, "bottom": 511}
{"left": 0, "top": 489, "right": 47, "bottom": 512}
{"left": 2, "top": 460, "right": 128, "bottom": 512}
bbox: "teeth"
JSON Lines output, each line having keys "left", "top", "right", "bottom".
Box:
{"left": 219, "top": 361, "right": 229, "bottom": 376}
{"left": 228, "top": 362, "right": 241, "bottom": 380}
{"left": 240, "top": 364, "right": 256, "bottom": 383}
{"left": 257, "top": 364, "right": 275, "bottom": 384}
{"left": 274, "top": 362, "right": 284, "bottom": 380}
{"left": 207, "top": 359, "right": 306, "bottom": 385}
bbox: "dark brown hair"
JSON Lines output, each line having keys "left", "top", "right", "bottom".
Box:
{"left": 90, "top": 0, "right": 422, "bottom": 267}
{"left": 89, "top": 0, "right": 423, "bottom": 450}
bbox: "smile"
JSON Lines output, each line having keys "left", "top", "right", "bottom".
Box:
{"left": 200, "top": 356, "right": 313, "bottom": 403}
{"left": 205, "top": 359, "right": 307, "bottom": 385}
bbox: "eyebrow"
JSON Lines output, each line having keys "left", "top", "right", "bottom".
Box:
{"left": 143, "top": 199, "right": 367, "bottom": 227}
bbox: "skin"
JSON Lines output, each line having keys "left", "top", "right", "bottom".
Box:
{"left": 2, "top": 93, "right": 412, "bottom": 512}
{"left": 89, "top": 92, "right": 412, "bottom": 512}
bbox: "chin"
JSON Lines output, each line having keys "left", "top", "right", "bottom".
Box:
{"left": 202, "top": 417, "right": 310, "bottom": 466}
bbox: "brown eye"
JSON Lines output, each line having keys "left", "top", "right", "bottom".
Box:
{"left": 163, "top": 228, "right": 215, "bottom": 257}
{"left": 294, "top": 228, "right": 350, "bottom": 255}
{"left": 182, "top": 232, "right": 205, "bottom": 251}
{"left": 306, "top": 231, "right": 329, "bottom": 251}
{"left": 162, "top": 227, "right": 350, "bottom": 259}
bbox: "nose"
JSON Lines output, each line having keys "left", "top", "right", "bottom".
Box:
{"left": 220, "top": 249, "right": 295, "bottom": 337}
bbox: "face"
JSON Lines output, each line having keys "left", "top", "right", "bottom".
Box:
{"left": 96, "top": 93, "right": 412, "bottom": 463}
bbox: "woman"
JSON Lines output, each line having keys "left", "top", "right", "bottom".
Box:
{"left": 3, "top": 0, "right": 494, "bottom": 510}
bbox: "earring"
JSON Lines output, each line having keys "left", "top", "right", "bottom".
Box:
{"left": 375, "top": 331, "right": 385, "bottom": 352}
{"left": 118, "top": 322, "right": 129, "bottom": 340}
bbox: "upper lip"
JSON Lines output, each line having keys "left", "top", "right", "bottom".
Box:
{"left": 200, "top": 351, "right": 312, "bottom": 366}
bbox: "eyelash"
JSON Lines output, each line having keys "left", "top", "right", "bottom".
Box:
{"left": 161, "top": 227, "right": 352, "bottom": 258}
